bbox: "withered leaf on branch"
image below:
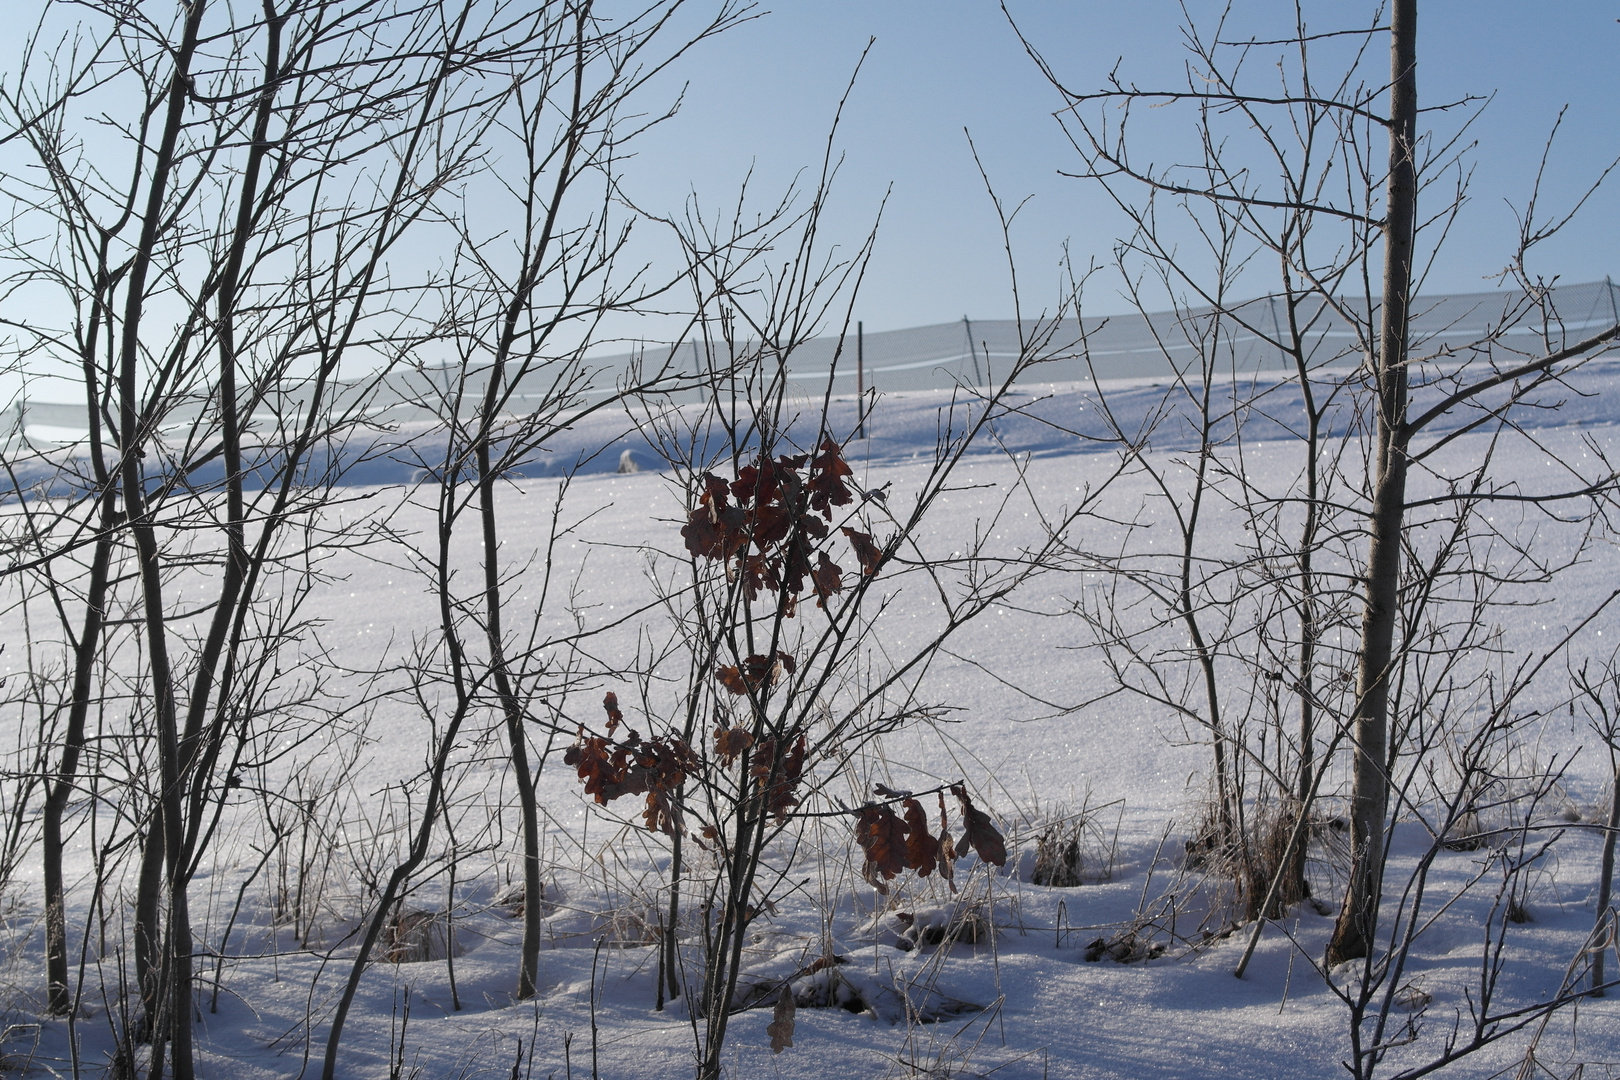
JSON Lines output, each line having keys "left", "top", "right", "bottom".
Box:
{"left": 731, "top": 453, "right": 805, "bottom": 508}
{"left": 951, "top": 783, "right": 1007, "bottom": 867}
{"left": 714, "top": 651, "right": 796, "bottom": 696}
{"left": 873, "top": 783, "right": 910, "bottom": 800}
{"left": 564, "top": 706, "right": 697, "bottom": 833}
{"left": 752, "top": 733, "right": 807, "bottom": 820}
{"left": 701, "top": 471, "right": 730, "bottom": 504}
{"left": 811, "top": 551, "right": 843, "bottom": 608}
{"left": 602, "top": 692, "right": 624, "bottom": 734}
{"left": 644, "top": 787, "right": 680, "bottom": 835}
{"left": 735, "top": 553, "right": 769, "bottom": 601}
{"left": 902, "top": 797, "right": 940, "bottom": 877}
{"left": 854, "top": 803, "right": 909, "bottom": 892}
{"left": 563, "top": 729, "right": 618, "bottom": 805}
{"left": 681, "top": 504, "right": 748, "bottom": 561}
{"left": 752, "top": 502, "right": 793, "bottom": 551}
{"left": 604, "top": 743, "right": 649, "bottom": 801}
{"left": 728, "top": 458, "right": 776, "bottom": 507}
{"left": 714, "top": 724, "right": 754, "bottom": 765}
{"left": 777, "top": 536, "right": 813, "bottom": 600}
{"left": 681, "top": 472, "right": 748, "bottom": 561}
{"left": 807, "top": 437, "right": 855, "bottom": 518}
{"left": 936, "top": 792, "right": 958, "bottom": 891}
{"left": 798, "top": 510, "right": 830, "bottom": 543}
{"left": 681, "top": 452, "right": 882, "bottom": 623}
{"left": 767, "top": 985, "right": 796, "bottom": 1053}
{"left": 841, "top": 526, "right": 884, "bottom": 575}
{"left": 714, "top": 665, "right": 747, "bottom": 696}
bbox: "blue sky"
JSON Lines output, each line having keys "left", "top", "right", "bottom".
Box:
{"left": 616, "top": 1, "right": 1620, "bottom": 331}
{"left": 7, "top": 0, "right": 1616, "bottom": 388}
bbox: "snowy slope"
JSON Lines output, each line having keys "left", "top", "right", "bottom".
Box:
{"left": 4, "top": 367, "right": 1620, "bottom": 1079}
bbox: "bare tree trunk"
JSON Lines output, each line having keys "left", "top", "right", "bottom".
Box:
{"left": 319, "top": 700, "right": 471, "bottom": 1080}
{"left": 1326, "top": 0, "right": 1418, "bottom": 968}
{"left": 478, "top": 439, "right": 544, "bottom": 1000}
{"left": 174, "top": 0, "right": 286, "bottom": 833}
{"left": 1594, "top": 761, "right": 1620, "bottom": 995}
{"left": 116, "top": 5, "right": 207, "bottom": 1072}
{"left": 43, "top": 272, "right": 122, "bottom": 1015}
{"left": 1283, "top": 282, "right": 1326, "bottom": 910}
{"left": 42, "top": 521, "right": 112, "bottom": 1015}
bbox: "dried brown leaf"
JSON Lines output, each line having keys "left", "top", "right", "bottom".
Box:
{"left": 952, "top": 782, "right": 1007, "bottom": 867}
{"left": 902, "top": 797, "right": 939, "bottom": 877}
{"left": 807, "top": 437, "right": 854, "bottom": 518}
{"left": 715, "top": 653, "right": 792, "bottom": 696}
{"left": 714, "top": 725, "right": 754, "bottom": 766}
{"left": 841, "top": 526, "right": 884, "bottom": 575}
{"left": 937, "top": 792, "right": 958, "bottom": 891}
{"left": 767, "top": 985, "right": 796, "bottom": 1053}
{"left": 564, "top": 733, "right": 620, "bottom": 806}
{"left": 714, "top": 665, "right": 747, "bottom": 696}
{"left": 756, "top": 733, "right": 806, "bottom": 820}
{"left": 811, "top": 550, "right": 843, "bottom": 608}
{"left": 855, "top": 804, "right": 909, "bottom": 891}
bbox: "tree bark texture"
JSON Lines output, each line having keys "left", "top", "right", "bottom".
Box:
{"left": 1326, "top": 0, "right": 1418, "bottom": 968}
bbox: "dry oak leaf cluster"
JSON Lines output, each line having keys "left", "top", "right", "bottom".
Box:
{"left": 680, "top": 439, "right": 885, "bottom": 615}
{"left": 853, "top": 783, "right": 1007, "bottom": 894}
{"left": 563, "top": 692, "right": 700, "bottom": 835}
{"left": 750, "top": 732, "right": 807, "bottom": 821}
{"left": 710, "top": 725, "right": 808, "bottom": 820}
{"left": 715, "top": 649, "right": 796, "bottom": 698}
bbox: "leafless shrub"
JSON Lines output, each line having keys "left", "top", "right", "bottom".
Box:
{"left": 1020, "top": 798, "right": 1121, "bottom": 889}
{"left": 381, "top": 909, "right": 462, "bottom": 966}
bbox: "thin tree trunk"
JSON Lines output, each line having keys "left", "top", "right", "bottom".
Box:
{"left": 175, "top": 0, "right": 285, "bottom": 814}
{"left": 660, "top": 825, "right": 683, "bottom": 1006}
{"left": 44, "top": 270, "right": 121, "bottom": 1015}
{"left": 133, "top": 816, "right": 165, "bottom": 1030}
{"left": 1286, "top": 285, "right": 1321, "bottom": 908}
{"left": 118, "top": 2, "right": 207, "bottom": 1070}
{"left": 43, "top": 524, "right": 113, "bottom": 1014}
{"left": 471, "top": 17, "right": 589, "bottom": 996}
{"left": 1593, "top": 762, "right": 1620, "bottom": 995}
{"left": 1326, "top": 0, "right": 1417, "bottom": 968}
{"left": 321, "top": 457, "right": 478, "bottom": 1080}
{"left": 478, "top": 437, "right": 544, "bottom": 999}
{"left": 318, "top": 708, "right": 469, "bottom": 1080}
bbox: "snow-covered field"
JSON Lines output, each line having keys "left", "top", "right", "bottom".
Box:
{"left": 5, "top": 365, "right": 1620, "bottom": 1079}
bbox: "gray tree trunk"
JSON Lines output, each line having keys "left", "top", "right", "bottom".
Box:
{"left": 1594, "top": 764, "right": 1620, "bottom": 994}
{"left": 1326, "top": 0, "right": 1418, "bottom": 968}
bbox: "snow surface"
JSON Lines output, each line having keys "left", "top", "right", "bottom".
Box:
{"left": 4, "top": 365, "right": 1620, "bottom": 1079}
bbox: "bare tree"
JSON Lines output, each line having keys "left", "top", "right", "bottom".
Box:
{"left": 364, "top": 0, "right": 746, "bottom": 1010}
{"left": 1016, "top": 0, "right": 1620, "bottom": 1074}
{"left": 539, "top": 92, "right": 1145, "bottom": 1076}
{"left": 0, "top": 1, "right": 752, "bottom": 1075}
